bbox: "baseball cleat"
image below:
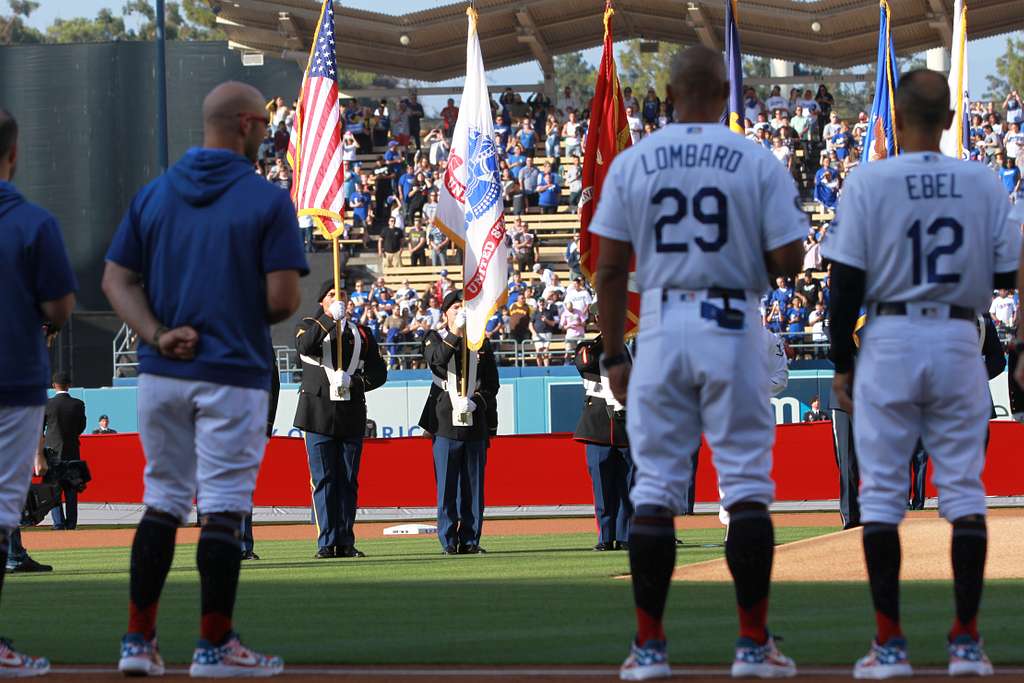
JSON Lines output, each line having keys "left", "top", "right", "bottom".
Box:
{"left": 731, "top": 634, "right": 797, "bottom": 678}
{"left": 853, "top": 637, "right": 913, "bottom": 679}
{"left": 118, "top": 632, "right": 165, "bottom": 677}
{"left": 948, "top": 634, "right": 994, "bottom": 677}
{"left": 189, "top": 632, "right": 283, "bottom": 678}
{"left": 0, "top": 638, "right": 49, "bottom": 678}
{"left": 619, "top": 639, "right": 670, "bottom": 681}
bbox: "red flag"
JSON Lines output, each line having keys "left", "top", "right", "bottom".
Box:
{"left": 579, "top": 2, "right": 639, "bottom": 337}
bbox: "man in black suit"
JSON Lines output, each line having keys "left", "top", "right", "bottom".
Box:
{"left": 44, "top": 372, "right": 85, "bottom": 530}
{"left": 293, "top": 280, "right": 387, "bottom": 559}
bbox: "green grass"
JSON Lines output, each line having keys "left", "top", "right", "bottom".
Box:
{"left": 3, "top": 526, "right": 1022, "bottom": 666}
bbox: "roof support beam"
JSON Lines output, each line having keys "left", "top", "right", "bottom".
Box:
{"left": 684, "top": 3, "right": 718, "bottom": 50}
{"left": 515, "top": 7, "right": 555, "bottom": 97}
{"left": 276, "top": 11, "right": 306, "bottom": 52}
{"left": 515, "top": 8, "right": 554, "bottom": 75}
{"left": 925, "top": 0, "right": 954, "bottom": 49}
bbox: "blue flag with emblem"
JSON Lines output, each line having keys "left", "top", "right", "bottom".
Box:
{"left": 862, "top": 0, "right": 899, "bottom": 163}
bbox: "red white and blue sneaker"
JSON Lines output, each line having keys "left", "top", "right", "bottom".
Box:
{"left": 948, "top": 634, "right": 994, "bottom": 677}
{"left": 619, "top": 639, "right": 670, "bottom": 681}
{"left": 189, "top": 632, "right": 283, "bottom": 678}
{"left": 118, "top": 632, "right": 165, "bottom": 677}
{"left": 0, "top": 638, "right": 49, "bottom": 678}
{"left": 731, "top": 634, "right": 797, "bottom": 678}
{"left": 853, "top": 637, "right": 913, "bottom": 679}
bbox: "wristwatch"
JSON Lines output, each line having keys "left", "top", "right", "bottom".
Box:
{"left": 600, "top": 352, "right": 629, "bottom": 370}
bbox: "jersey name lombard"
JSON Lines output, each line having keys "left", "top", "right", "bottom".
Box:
{"left": 587, "top": 124, "right": 807, "bottom": 293}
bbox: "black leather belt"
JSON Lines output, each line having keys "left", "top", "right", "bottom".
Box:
{"left": 876, "top": 302, "right": 974, "bottom": 321}
{"left": 662, "top": 287, "right": 746, "bottom": 302}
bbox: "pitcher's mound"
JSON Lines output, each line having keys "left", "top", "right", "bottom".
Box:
{"left": 674, "top": 515, "right": 1024, "bottom": 582}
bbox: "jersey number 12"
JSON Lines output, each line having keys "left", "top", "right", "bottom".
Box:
{"left": 907, "top": 217, "right": 963, "bottom": 285}
{"left": 652, "top": 187, "right": 728, "bottom": 253}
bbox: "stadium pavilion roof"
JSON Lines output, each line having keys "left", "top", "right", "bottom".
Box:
{"left": 215, "top": 0, "right": 1023, "bottom": 81}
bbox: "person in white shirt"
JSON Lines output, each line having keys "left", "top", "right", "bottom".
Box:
{"left": 625, "top": 106, "right": 642, "bottom": 145}
{"left": 562, "top": 111, "right": 583, "bottom": 158}
{"left": 989, "top": 289, "right": 1017, "bottom": 329}
{"left": 1003, "top": 121, "right": 1024, "bottom": 161}
{"left": 564, "top": 277, "right": 594, "bottom": 319}
{"left": 532, "top": 263, "right": 554, "bottom": 290}
{"left": 764, "top": 86, "right": 788, "bottom": 115}
{"left": 853, "top": 111, "right": 869, "bottom": 139}
{"left": 557, "top": 86, "right": 579, "bottom": 116}
{"left": 771, "top": 137, "right": 792, "bottom": 169}
{"left": 743, "top": 87, "right": 764, "bottom": 127}
{"left": 822, "top": 112, "right": 842, "bottom": 147}
{"left": 797, "top": 89, "right": 818, "bottom": 117}
{"left": 622, "top": 87, "right": 640, "bottom": 113}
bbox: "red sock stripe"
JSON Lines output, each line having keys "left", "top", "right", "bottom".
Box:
{"left": 949, "top": 616, "right": 979, "bottom": 641}
{"left": 738, "top": 598, "right": 768, "bottom": 644}
{"left": 200, "top": 613, "right": 233, "bottom": 646}
{"left": 875, "top": 611, "right": 903, "bottom": 644}
{"left": 635, "top": 608, "right": 665, "bottom": 644}
{"left": 128, "top": 602, "right": 158, "bottom": 640}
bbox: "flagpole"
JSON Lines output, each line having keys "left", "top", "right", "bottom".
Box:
{"left": 332, "top": 231, "right": 343, "bottom": 381}
{"left": 461, "top": 2, "right": 478, "bottom": 400}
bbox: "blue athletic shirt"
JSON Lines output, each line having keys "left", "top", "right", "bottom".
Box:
{"left": 105, "top": 148, "right": 309, "bottom": 391}
{"left": 0, "top": 182, "right": 78, "bottom": 406}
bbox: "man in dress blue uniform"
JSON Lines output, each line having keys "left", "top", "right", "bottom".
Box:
{"left": 423, "top": 291, "right": 500, "bottom": 554}
{"left": 573, "top": 335, "right": 633, "bottom": 551}
{"left": 293, "top": 280, "right": 387, "bottom": 559}
{"left": 104, "top": 82, "right": 307, "bottom": 677}
{"left": 0, "top": 107, "right": 75, "bottom": 675}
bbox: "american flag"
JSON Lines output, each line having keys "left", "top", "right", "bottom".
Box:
{"left": 287, "top": 0, "right": 344, "bottom": 237}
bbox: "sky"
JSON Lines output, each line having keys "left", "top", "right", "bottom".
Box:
{"left": 25, "top": 0, "right": 1009, "bottom": 104}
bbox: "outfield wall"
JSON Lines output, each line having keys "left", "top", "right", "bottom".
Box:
{"left": 55, "top": 366, "right": 1017, "bottom": 439}
{"left": 76, "top": 422, "right": 1023, "bottom": 508}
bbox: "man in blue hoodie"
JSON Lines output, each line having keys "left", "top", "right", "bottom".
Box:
{"left": 0, "top": 107, "right": 76, "bottom": 677}
{"left": 103, "top": 82, "right": 308, "bottom": 678}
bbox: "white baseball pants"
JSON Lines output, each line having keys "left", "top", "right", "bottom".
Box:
{"left": 627, "top": 289, "right": 776, "bottom": 514}
{"left": 137, "top": 374, "right": 269, "bottom": 523}
{"left": 854, "top": 312, "right": 989, "bottom": 525}
{"left": 0, "top": 405, "right": 44, "bottom": 531}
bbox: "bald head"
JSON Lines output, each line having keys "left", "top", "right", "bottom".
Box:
{"left": 202, "top": 82, "right": 268, "bottom": 162}
{"left": 667, "top": 46, "right": 729, "bottom": 122}
{"left": 669, "top": 46, "right": 727, "bottom": 102}
{"left": 895, "top": 69, "right": 951, "bottom": 130}
{"left": 203, "top": 81, "right": 266, "bottom": 132}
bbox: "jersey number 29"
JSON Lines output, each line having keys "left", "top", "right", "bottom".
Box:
{"left": 907, "top": 217, "right": 963, "bottom": 285}
{"left": 652, "top": 187, "right": 728, "bottom": 253}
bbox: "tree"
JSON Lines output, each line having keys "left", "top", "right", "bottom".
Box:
{"left": 553, "top": 51, "right": 596, "bottom": 105}
{"left": 47, "top": 9, "right": 130, "bottom": 44}
{"left": 617, "top": 40, "right": 675, "bottom": 97}
{"left": 123, "top": 0, "right": 223, "bottom": 41}
{"left": 0, "top": 0, "right": 44, "bottom": 45}
{"left": 984, "top": 36, "right": 1024, "bottom": 101}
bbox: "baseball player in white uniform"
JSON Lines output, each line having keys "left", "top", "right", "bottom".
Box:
{"left": 590, "top": 46, "right": 807, "bottom": 680}
{"left": 715, "top": 327, "right": 789, "bottom": 527}
{"left": 822, "top": 70, "right": 1021, "bottom": 679}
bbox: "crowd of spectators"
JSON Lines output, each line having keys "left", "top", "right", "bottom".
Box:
{"left": 255, "top": 81, "right": 1022, "bottom": 369}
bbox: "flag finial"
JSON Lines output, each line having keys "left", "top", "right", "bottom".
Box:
{"left": 467, "top": 4, "right": 479, "bottom": 28}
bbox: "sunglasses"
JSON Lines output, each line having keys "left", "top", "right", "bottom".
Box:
{"left": 238, "top": 112, "right": 271, "bottom": 127}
